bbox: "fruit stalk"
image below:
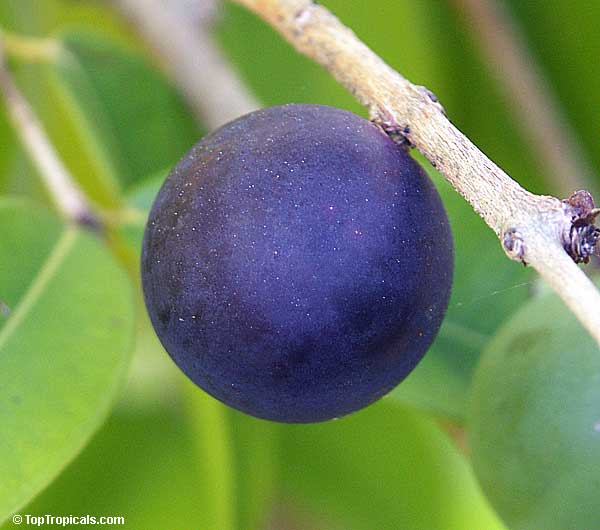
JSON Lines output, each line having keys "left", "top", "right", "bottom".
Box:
{"left": 232, "top": 0, "right": 600, "bottom": 347}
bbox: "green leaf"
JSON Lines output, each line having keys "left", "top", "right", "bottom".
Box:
{"left": 3, "top": 28, "right": 199, "bottom": 207}
{"left": 227, "top": 411, "right": 278, "bottom": 530}
{"left": 0, "top": 0, "right": 147, "bottom": 206}
{"left": 11, "top": 59, "right": 124, "bottom": 208}
{"left": 181, "top": 367, "right": 279, "bottom": 530}
{"left": 57, "top": 31, "right": 201, "bottom": 190}
{"left": 119, "top": 170, "right": 166, "bottom": 254}
{"left": 0, "top": 198, "right": 135, "bottom": 522}
{"left": 0, "top": 149, "right": 49, "bottom": 204}
{"left": 469, "top": 277, "right": 600, "bottom": 530}
{"left": 0, "top": 98, "right": 49, "bottom": 204}
{"left": 279, "top": 401, "right": 505, "bottom": 530}
{"left": 0, "top": 0, "right": 135, "bottom": 46}
{"left": 0, "top": 107, "right": 15, "bottom": 191}
{"left": 0, "top": 1, "right": 58, "bottom": 35}
{"left": 391, "top": 166, "right": 532, "bottom": 420}
{"left": 181, "top": 378, "right": 236, "bottom": 530}
{"left": 126, "top": 170, "right": 167, "bottom": 211}
{"left": 505, "top": 0, "right": 600, "bottom": 191}
{"left": 11, "top": 402, "right": 215, "bottom": 530}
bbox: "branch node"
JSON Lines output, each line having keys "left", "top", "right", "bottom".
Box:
{"left": 565, "top": 189, "right": 598, "bottom": 219}
{"left": 294, "top": 6, "right": 312, "bottom": 27}
{"left": 76, "top": 211, "right": 105, "bottom": 234}
{"left": 416, "top": 85, "right": 446, "bottom": 115}
{"left": 376, "top": 119, "right": 414, "bottom": 148}
{"left": 370, "top": 106, "right": 411, "bottom": 146}
{"left": 503, "top": 227, "right": 527, "bottom": 265}
{"left": 563, "top": 190, "right": 600, "bottom": 263}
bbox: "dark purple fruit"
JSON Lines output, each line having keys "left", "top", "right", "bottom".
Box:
{"left": 141, "top": 104, "right": 453, "bottom": 423}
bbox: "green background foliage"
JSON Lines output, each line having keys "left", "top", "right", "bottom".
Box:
{"left": 0, "top": 1, "right": 598, "bottom": 528}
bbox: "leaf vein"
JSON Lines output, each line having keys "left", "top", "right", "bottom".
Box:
{"left": 0, "top": 227, "right": 78, "bottom": 352}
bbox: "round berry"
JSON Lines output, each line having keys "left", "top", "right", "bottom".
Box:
{"left": 469, "top": 285, "right": 600, "bottom": 529}
{"left": 142, "top": 104, "right": 453, "bottom": 423}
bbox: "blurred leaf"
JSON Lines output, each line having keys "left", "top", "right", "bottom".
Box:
{"left": 0, "top": 107, "right": 15, "bottom": 190}
{"left": 58, "top": 32, "right": 200, "bottom": 190}
{"left": 11, "top": 58, "right": 123, "bottom": 208}
{"left": 0, "top": 0, "right": 135, "bottom": 46}
{"left": 182, "top": 378, "right": 236, "bottom": 530}
{"left": 218, "top": 0, "right": 454, "bottom": 116}
{"left": 2, "top": 27, "right": 198, "bottom": 207}
{"left": 17, "top": 377, "right": 279, "bottom": 530}
{"left": 391, "top": 165, "right": 533, "bottom": 420}
{"left": 227, "top": 411, "right": 278, "bottom": 530}
{"left": 416, "top": 2, "right": 546, "bottom": 195}
{"left": 279, "top": 401, "right": 505, "bottom": 530}
{"left": 118, "top": 170, "right": 166, "bottom": 253}
{"left": 505, "top": 1, "right": 600, "bottom": 191}
{"left": 0, "top": 0, "right": 57, "bottom": 35}
{"left": 11, "top": 25, "right": 196, "bottom": 206}
{"left": 12, "top": 402, "right": 212, "bottom": 530}
{"left": 124, "top": 300, "right": 181, "bottom": 409}
{"left": 48, "top": 53, "right": 125, "bottom": 204}
{"left": 0, "top": 149, "right": 49, "bottom": 204}
{"left": 0, "top": 91, "right": 48, "bottom": 203}
{"left": 469, "top": 277, "right": 600, "bottom": 530}
{"left": 0, "top": 197, "right": 135, "bottom": 522}
{"left": 182, "top": 356, "right": 279, "bottom": 530}
{"left": 0, "top": 0, "right": 171, "bottom": 206}
{"left": 0, "top": 4, "right": 129, "bottom": 209}
{"left": 217, "top": 2, "right": 360, "bottom": 114}
{"left": 322, "top": 0, "right": 451, "bottom": 104}
{"left": 126, "top": 170, "right": 167, "bottom": 210}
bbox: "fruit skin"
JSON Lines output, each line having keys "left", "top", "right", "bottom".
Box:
{"left": 142, "top": 104, "right": 453, "bottom": 423}
{"left": 469, "top": 283, "right": 600, "bottom": 530}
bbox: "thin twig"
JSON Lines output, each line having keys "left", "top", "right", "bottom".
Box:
{"left": 116, "top": 0, "right": 260, "bottom": 130}
{"left": 168, "top": 0, "right": 221, "bottom": 25}
{"left": 0, "top": 42, "right": 99, "bottom": 227}
{"left": 451, "top": 0, "right": 596, "bottom": 196}
{"left": 232, "top": 0, "right": 600, "bottom": 346}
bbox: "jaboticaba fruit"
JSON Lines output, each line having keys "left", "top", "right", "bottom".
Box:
{"left": 142, "top": 104, "right": 454, "bottom": 423}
